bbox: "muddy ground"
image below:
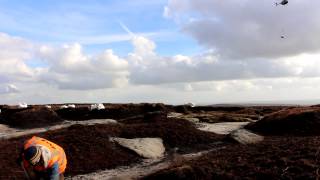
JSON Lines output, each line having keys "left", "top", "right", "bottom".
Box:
{"left": 145, "top": 105, "right": 320, "bottom": 179}
{"left": 0, "top": 103, "right": 286, "bottom": 129}
{"left": 145, "top": 136, "right": 320, "bottom": 180}
{"left": 246, "top": 107, "right": 320, "bottom": 136}
{"left": 1, "top": 103, "right": 317, "bottom": 179}
{"left": 0, "top": 109, "right": 224, "bottom": 179}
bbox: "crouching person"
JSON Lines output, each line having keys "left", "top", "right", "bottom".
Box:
{"left": 18, "top": 136, "right": 67, "bottom": 180}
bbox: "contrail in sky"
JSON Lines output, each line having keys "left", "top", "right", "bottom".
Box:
{"left": 118, "top": 21, "right": 135, "bottom": 38}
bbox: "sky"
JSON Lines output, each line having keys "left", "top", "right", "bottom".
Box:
{"left": 0, "top": 0, "right": 320, "bottom": 105}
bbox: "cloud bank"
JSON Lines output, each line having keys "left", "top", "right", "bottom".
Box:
{"left": 1, "top": 30, "right": 320, "bottom": 91}
{"left": 164, "top": 0, "right": 320, "bottom": 59}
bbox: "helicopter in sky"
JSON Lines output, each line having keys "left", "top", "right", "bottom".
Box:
{"left": 276, "top": 0, "right": 288, "bottom": 6}
{"left": 275, "top": 0, "right": 289, "bottom": 39}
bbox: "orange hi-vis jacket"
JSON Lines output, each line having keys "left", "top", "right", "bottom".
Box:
{"left": 23, "top": 136, "right": 67, "bottom": 173}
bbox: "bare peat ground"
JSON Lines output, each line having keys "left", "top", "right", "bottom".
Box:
{"left": 0, "top": 124, "right": 139, "bottom": 179}
{"left": 144, "top": 106, "right": 320, "bottom": 179}
{"left": 144, "top": 136, "right": 320, "bottom": 180}
{"left": 246, "top": 107, "right": 320, "bottom": 136}
{"left": 2, "top": 103, "right": 316, "bottom": 179}
{"left": 0, "top": 107, "right": 63, "bottom": 129}
{"left": 0, "top": 103, "right": 286, "bottom": 129}
{"left": 0, "top": 111, "right": 224, "bottom": 179}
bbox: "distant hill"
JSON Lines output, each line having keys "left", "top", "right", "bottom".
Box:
{"left": 202, "top": 99, "right": 320, "bottom": 107}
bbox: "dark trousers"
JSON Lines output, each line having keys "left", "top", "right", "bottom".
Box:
{"left": 26, "top": 168, "right": 64, "bottom": 180}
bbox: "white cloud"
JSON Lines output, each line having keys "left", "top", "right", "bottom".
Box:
{"left": 0, "top": 84, "right": 20, "bottom": 94}
{"left": 127, "top": 40, "right": 320, "bottom": 85}
{"left": 172, "top": 55, "right": 193, "bottom": 65}
{"left": 184, "top": 83, "right": 193, "bottom": 91}
{"left": 0, "top": 33, "right": 35, "bottom": 83}
{"left": 0, "top": 33, "right": 32, "bottom": 59}
{"left": 2, "top": 31, "right": 320, "bottom": 92}
{"left": 132, "top": 36, "right": 156, "bottom": 57}
{"left": 165, "top": 0, "right": 320, "bottom": 59}
{"left": 6, "top": 84, "right": 19, "bottom": 93}
{"left": 37, "top": 43, "right": 129, "bottom": 90}
{"left": 121, "top": 32, "right": 320, "bottom": 86}
{"left": 1, "top": 31, "right": 320, "bottom": 104}
{"left": 39, "top": 43, "right": 91, "bottom": 73}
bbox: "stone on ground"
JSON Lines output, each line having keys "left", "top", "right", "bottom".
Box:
{"left": 197, "top": 122, "right": 249, "bottom": 135}
{"left": 229, "top": 129, "right": 264, "bottom": 144}
{"left": 111, "top": 137, "right": 165, "bottom": 159}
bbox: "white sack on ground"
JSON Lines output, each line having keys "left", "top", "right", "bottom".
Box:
{"left": 90, "top": 103, "right": 105, "bottom": 110}
{"left": 18, "top": 102, "right": 28, "bottom": 108}
{"left": 67, "top": 104, "right": 76, "bottom": 108}
{"left": 60, "top": 105, "right": 68, "bottom": 109}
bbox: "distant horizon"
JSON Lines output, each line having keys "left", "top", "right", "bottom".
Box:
{"left": 2, "top": 99, "right": 319, "bottom": 106}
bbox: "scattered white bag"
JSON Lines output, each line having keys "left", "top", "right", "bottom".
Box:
{"left": 18, "top": 102, "right": 28, "bottom": 108}
{"left": 90, "top": 103, "right": 105, "bottom": 110}
{"left": 60, "top": 105, "right": 68, "bottom": 109}
{"left": 67, "top": 104, "right": 76, "bottom": 109}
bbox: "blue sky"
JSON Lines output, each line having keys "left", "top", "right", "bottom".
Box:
{"left": 0, "top": 0, "right": 200, "bottom": 56}
{"left": 0, "top": 0, "right": 320, "bottom": 105}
